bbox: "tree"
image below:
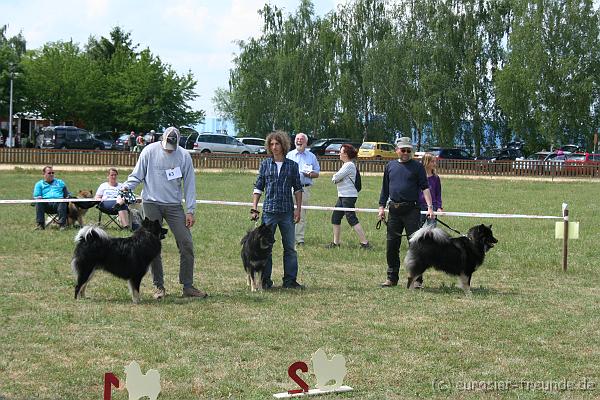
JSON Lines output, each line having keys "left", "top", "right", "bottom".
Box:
{"left": 496, "top": 0, "right": 600, "bottom": 152}
{"left": 0, "top": 25, "right": 27, "bottom": 119}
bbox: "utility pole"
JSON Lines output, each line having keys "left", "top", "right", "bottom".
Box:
{"left": 8, "top": 72, "right": 14, "bottom": 147}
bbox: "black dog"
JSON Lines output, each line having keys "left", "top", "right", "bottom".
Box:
{"left": 240, "top": 223, "right": 275, "bottom": 291}
{"left": 72, "top": 217, "right": 168, "bottom": 303}
{"left": 404, "top": 224, "right": 498, "bottom": 295}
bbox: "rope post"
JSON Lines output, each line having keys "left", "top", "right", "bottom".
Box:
{"left": 562, "top": 203, "right": 569, "bottom": 271}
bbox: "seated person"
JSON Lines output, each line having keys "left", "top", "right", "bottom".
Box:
{"left": 95, "top": 167, "right": 130, "bottom": 228}
{"left": 33, "top": 166, "right": 69, "bottom": 230}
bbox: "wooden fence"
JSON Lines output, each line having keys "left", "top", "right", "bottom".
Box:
{"left": 1, "top": 148, "right": 599, "bottom": 178}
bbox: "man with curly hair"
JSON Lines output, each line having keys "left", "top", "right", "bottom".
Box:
{"left": 251, "top": 130, "right": 304, "bottom": 289}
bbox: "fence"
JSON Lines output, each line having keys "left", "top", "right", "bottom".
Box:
{"left": 1, "top": 148, "right": 599, "bottom": 178}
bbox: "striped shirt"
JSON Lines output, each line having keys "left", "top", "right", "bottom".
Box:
{"left": 332, "top": 161, "right": 358, "bottom": 198}
{"left": 254, "top": 158, "right": 303, "bottom": 213}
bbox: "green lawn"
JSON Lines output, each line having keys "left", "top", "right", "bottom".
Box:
{"left": 0, "top": 168, "right": 598, "bottom": 399}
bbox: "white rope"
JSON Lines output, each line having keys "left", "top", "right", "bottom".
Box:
{"left": 0, "top": 197, "right": 564, "bottom": 220}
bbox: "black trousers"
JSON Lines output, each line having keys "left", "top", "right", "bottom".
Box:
{"left": 386, "top": 205, "right": 422, "bottom": 283}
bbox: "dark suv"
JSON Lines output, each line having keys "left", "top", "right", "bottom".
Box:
{"left": 308, "top": 138, "right": 355, "bottom": 156}
{"left": 428, "top": 147, "right": 473, "bottom": 160}
{"left": 40, "top": 126, "right": 105, "bottom": 150}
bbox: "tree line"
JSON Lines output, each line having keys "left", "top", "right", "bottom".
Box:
{"left": 217, "top": 0, "right": 600, "bottom": 154}
{"left": 0, "top": 26, "right": 204, "bottom": 134}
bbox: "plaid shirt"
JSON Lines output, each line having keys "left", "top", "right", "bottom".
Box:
{"left": 254, "top": 158, "right": 302, "bottom": 213}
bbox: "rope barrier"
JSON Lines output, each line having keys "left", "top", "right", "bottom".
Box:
{"left": 0, "top": 197, "right": 564, "bottom": 220}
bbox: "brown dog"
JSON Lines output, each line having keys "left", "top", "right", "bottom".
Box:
{"left": 67, "top": 190, "right": 94, "bottom": 227}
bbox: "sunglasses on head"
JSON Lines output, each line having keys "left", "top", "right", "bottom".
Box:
{"left": 399, "top": 148, "right": 412, "bottom": 153}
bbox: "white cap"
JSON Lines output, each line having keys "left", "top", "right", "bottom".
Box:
{"left": 161, "top": 127, "right": 180, "bottom": 151}
{"left": 396, "top": 137, "right": 413, "bottom": 149}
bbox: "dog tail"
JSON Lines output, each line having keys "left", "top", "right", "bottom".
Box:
{"left": 409, "top": 224, "right": 450, "bottom": 244}
{"left": 74, "top": 225, "right": 109, "bottom": 243}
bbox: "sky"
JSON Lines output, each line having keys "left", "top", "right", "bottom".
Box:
{"left": 1, "top": 0, "right": 342, "bottom": 118}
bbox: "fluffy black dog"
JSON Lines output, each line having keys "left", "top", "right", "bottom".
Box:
{"left": 404, "top": 224, "right": 498, "bottom": 295}
{"left": 240, "top": 223, "right": 275, "bottom": 291}
{"left": 72, "top": 217, "right": 168, "bottom": 303}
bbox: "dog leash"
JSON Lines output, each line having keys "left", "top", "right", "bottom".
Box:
{"left": 376, "top": 216, "right": 462, "bottom": 238}
{"left": 435, "top": 218, "right": 462, "bottom": 235}
{"left": 375, "top": 217, "right": 411, "bottom": 238}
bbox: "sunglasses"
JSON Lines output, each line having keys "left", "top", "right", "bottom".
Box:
{"left": 46, "top": 171, "right": 55, "bottom": 174}
{"left": 399, "top": 148, "right": 412, "bottom": 153}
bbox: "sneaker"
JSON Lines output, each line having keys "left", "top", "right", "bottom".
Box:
{"left": 324, "top": 242, "right": 340, "bottom": 249}
{"left": 182, "top": 286, "right": 208, "bottom": 298}
{"left": 153, "top": 286, "right": 166, "bottom": 300}
{"left": 412, "top": 281, "right": 423, "bottom": 289}
{"left": 34, "top": 224, "right": 45, "bottom": 231}
{"left": 296, "top": 242, "right": 305, "bottom": 247}
{"left": 380, "top": 279, "right": 398, "bottom": 288}
{"left": 283, "top": 281, "right": 304, "bottom": 290}
{"left": 59, "top": 225, "right": 67, "bottom": 231}
{"left": 360, "top": 242, "right": 373, "bottom": 250}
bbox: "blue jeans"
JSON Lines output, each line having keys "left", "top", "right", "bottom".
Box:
{"left": 262, "top": 211, "right": 299, "bottom": 288}
{"left": 36, "top": 201, "right": 67, "bottom": 226}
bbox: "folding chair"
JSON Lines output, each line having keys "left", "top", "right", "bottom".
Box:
{"left": 45, "top": 212, "right": 61, "bottom": 228}
{"left": 97, "top": 203, "right": 130, "bottom": 230}
{"left": 96, "top": 190, "right": 137, "bottom": 230}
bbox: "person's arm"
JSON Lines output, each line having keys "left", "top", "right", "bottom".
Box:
{"left": 122, "top": 151, "right": 148, "bottom": 191}
{"left": 33, "top": 181, "right": 42, "bottom": 199}
{"left": 251, "top": 163, "right": 265, "bottom": 221}
{"left": 434, "top": 175, "right": 443, "bottom": 211}
{"left": 332, "top": 162, "right": 352, "bottom": 183}
{"left": 293, "top": 190, "right": 302, "bottom": 223}
{"left": 310, "top": 153, "right": 320, "bottom": 178}
{"left": 378, "top": 164, "right": 390, "bottom": 220}
{"left": 422, "top": 188, "right": 435, "bottom": 219}
{"left": 94, "top": 183, "right": 104, "bottom": 200}
{"left": 182, "top": 154, "right": 196, "bottom": 215}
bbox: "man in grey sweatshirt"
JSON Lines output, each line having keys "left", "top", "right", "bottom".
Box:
{"left": 124, "top": 127, "right": 207, "bottom": 300}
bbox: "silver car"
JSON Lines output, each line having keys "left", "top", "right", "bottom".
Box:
{"left": 238, "top": 137, "right": 266, "bottom": 154}
{"left": 188, "top": 133, "right": 252, "bottom": 154}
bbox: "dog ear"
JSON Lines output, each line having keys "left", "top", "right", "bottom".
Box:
{"left": 488, "top": 224, "right": 492, "bottom": 229}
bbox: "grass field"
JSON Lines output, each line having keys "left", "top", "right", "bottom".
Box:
{"left": 1, "top": 167, "right": 599, "bottom": 400}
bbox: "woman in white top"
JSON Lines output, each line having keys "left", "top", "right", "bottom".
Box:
{"left": 95, "top": 167, "right": 129, "bottom": 227}
{"left": 326, "top": 144, "right": 370, "bottom": 249}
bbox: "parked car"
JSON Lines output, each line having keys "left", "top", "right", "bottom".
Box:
{"left": 188, "top": 133, "right": 252, "bottom": 154}
{"left": 39, "top": 126, "right": 105, "bottom": 150}
{"left": 514, "top": 151, "right": 568, "bottom": 172}
{"left": 308, "top": 138, "right": 355, "bottom": 156}
{"left": 92, "top": 132, "right": 115, "bottom": 150}
{"left": 565, "top": 152, "right": 600, "bottom": 163}
{"left": 475, "top": 148, "right": 524, "bottom": 161}
{"left": 238, "top": 137, "right": 266, "bottom": 154}
{"left": 323, "top": 142, "right": 362, "bottom": 156}
{"left": 142, "top": 130, "right": 162, "bottom": 145}
{"left": 114, "top": 133, "right": 132, "bottom": 151}
{"left": 564, "top": 152, "right": 600, "bottom": 172}
{"left": 358, "top": 142, "right": 396, "bottom": 159}
{"left": 428, "top": 147, "right": 473, "bottom": 160}
{"left": 558, "top": 144, "right": 582, "bottom": 153}
{"left": 179, "top": 135, "right": 193, "bottom": 149}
